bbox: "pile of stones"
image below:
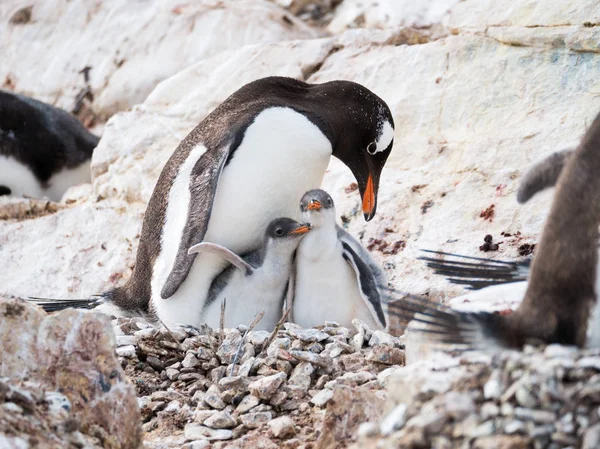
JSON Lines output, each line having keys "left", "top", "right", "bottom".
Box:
{"left": 357, "top": 345, "right": 600, "bottom": 449}
{"left": 114, "top": 316, "right": 404, "bottom": 448}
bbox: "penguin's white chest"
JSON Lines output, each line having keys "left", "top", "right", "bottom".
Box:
{"left": 152, "top": 107, "right": 332, "bottom": 327}
{"left": 205, "top": 107, "right": 332, "bottom": 248}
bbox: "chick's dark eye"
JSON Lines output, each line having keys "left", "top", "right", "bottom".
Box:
{"left": 327, "top": 198, "right": 332, "bottom": 206}
{"left": 275, "top": 228, "right": 284, "bottom": 236}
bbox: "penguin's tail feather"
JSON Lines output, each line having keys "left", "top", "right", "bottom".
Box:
{"left": 418, "top": 249, "right": 531, "bottom": 290}
{"left": 382, "top": 286, "right": 514, "bottom": 350}
{"left": 28, "top": 295, "right": 104, "bottom": 313}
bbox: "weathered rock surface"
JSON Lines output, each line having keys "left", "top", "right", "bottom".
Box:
{"left": 4, "top": 1, "right": 600, "bottom": 447}
{"left": 0, "top": 0, "right": 316, "bottom": 120}
{"left": 2, "top": 1, "right": 600, "bottom": 308}
{"left": 0, "top": 296, "right": 142, "bottom": 448}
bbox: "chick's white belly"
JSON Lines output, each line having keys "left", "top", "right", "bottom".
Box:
{"left": 201, "top": 274, "right": 286, "bottom": 331}
{"left": 294, "top": 256, "right": 379, "bottom": 328}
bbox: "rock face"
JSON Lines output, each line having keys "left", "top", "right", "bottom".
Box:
{"left": 0, "top": 296, "right": 142, "bottom": 448}
{"left": 0, "top": 0, "right": 316, "bottom": 119}
{"left": 2, "top": 0, "right": 600, "bottom": 306}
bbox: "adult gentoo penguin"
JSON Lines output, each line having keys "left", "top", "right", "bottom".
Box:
{"left": 294, "top": 189, "right": 387, "bottom": 329}
{"left": 388, "top": 108, "right": 600, "bottom": 349}
{"left": 102, "top": 76, "right": 394, "bottom": 327}
{"left": 0, "top": 90, "right": 99, "bottom": 201}
{"left": 189, "top": 218, "right": 311, "bottom": 330}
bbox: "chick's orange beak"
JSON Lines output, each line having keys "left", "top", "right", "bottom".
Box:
{"left": 289, "top": 224, "right": 312, "bottom": 235}
{"left": 362, "top": 174, "right": 376, "bottom": 220}
{"left": 307, "top": 200, "right": 322, "bottom": 211}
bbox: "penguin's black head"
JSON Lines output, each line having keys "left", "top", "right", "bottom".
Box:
{"left": 319, "top": 81, "right": 394, "bottom": 222}
{"left": 299, "top": 189, "right": 334, "bottom": 213}
{"left": 266, "top": 217, "right": 312, "bottom": 240}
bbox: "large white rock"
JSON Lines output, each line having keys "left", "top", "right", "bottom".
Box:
{"left": 2, "top": 0, "right": 600, "bottom": 313}
{"left": 328, "top": 0, "right": 460, "bottom": 34}
{"left": 0, "top": 0, "right": 316, "bottom": 118}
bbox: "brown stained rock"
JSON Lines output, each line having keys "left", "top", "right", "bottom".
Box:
{"left": 0, "top": 297, "right": 142, "bottom": 449}
{"left": 0, "top": 197, "right": 64, "bottom": 221}
{"left": 315, "top": 386, "right": 385, "bottom": 449}
{"left": 479, "top": 204, "right": 495, "bottom": 222}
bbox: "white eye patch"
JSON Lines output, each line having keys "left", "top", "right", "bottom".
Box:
{"left": 373, "top": 120, "right": 394, "bottom": 154}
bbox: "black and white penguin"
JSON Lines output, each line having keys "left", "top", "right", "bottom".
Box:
{"left": 0, "top": 90, "right": 99, "bottom": 201}
{"left": 388, "top": 108, "right": 600, "bottom": 349}
{"left": 101, "top": 76, "right": 395, "bottom": 327}
{"left": 293, "top": 189, "right": 387, "bottom": 329}
{"left": 188, "top": 218, "right": 310, "bottom": 330}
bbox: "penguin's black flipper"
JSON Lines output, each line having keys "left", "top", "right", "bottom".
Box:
{"left": 341, "top": 241, "right": 387, "bottom": 328}
{"left": 160, "top": 143, "right": 232, "bottom": 300}
{"left": 28, "top": 296, "right": 104, "bottom": 313}
{"left": 419, "top": 250, "right": 531, "bottom": 290}
{"left": 188, "top": 242, "right": 254, "bottom": 275}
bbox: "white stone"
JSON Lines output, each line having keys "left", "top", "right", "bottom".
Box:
{"left": 248, "top": 373, "right": 287, "bottom": 400}
{"left": 309, "top": 389, "right": 334, "bottom": 407}
{"left": 183, "top": 424, "right": 233, "bottom": 442}
{"left": 369, "top": 330, "right": 398, "bottom": 347}
{"left": 380, "top": 403, "right": 407, "bottom": 435}
{"left": 182, "top": 441, "right": 210, "bottom": 449}
{"left": 268, "top": 416, "right": 295, "bottom": 438}
{"left": 116, "top": 335, "right": 137, "bottom": 346}
{"left": 203, "top": 410, "right": 237, "bottom": 429}
{"left": 328, "top": 0, "right": 460, "bottom": 34}
{"left": 116, "top": 344, "right": 136, "bottom": 358}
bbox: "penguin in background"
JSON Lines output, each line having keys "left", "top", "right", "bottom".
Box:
{"left": 0, "top": 90, "right": 99, "bottom": 201}
{"left": 35, "top": 76, "right": 395, "bottom": 328}
{"left": 293, "top": 189, "right": 387, "bottom": 330}
{"left": 388, "top": 108, "right": 600, "bottom": 350}
{"left": 188, "top": 218, "right": 311, "bottom": 331}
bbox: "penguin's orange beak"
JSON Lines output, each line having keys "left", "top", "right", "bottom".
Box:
{"left": 307, "top": 200, "right": 322, "bottom": 211}
{"left": 289, "top": 224, "right": 312, "bottom": 235}
{"left": 362, "top": 174, "right": 376, "bottom": 220}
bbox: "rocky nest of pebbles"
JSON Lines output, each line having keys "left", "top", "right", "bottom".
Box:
{"left": 356, "top": 345, "right": 600, "bottom": 449}
{"left": 114, "top": 316, "right": 404, "bottom": 448}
